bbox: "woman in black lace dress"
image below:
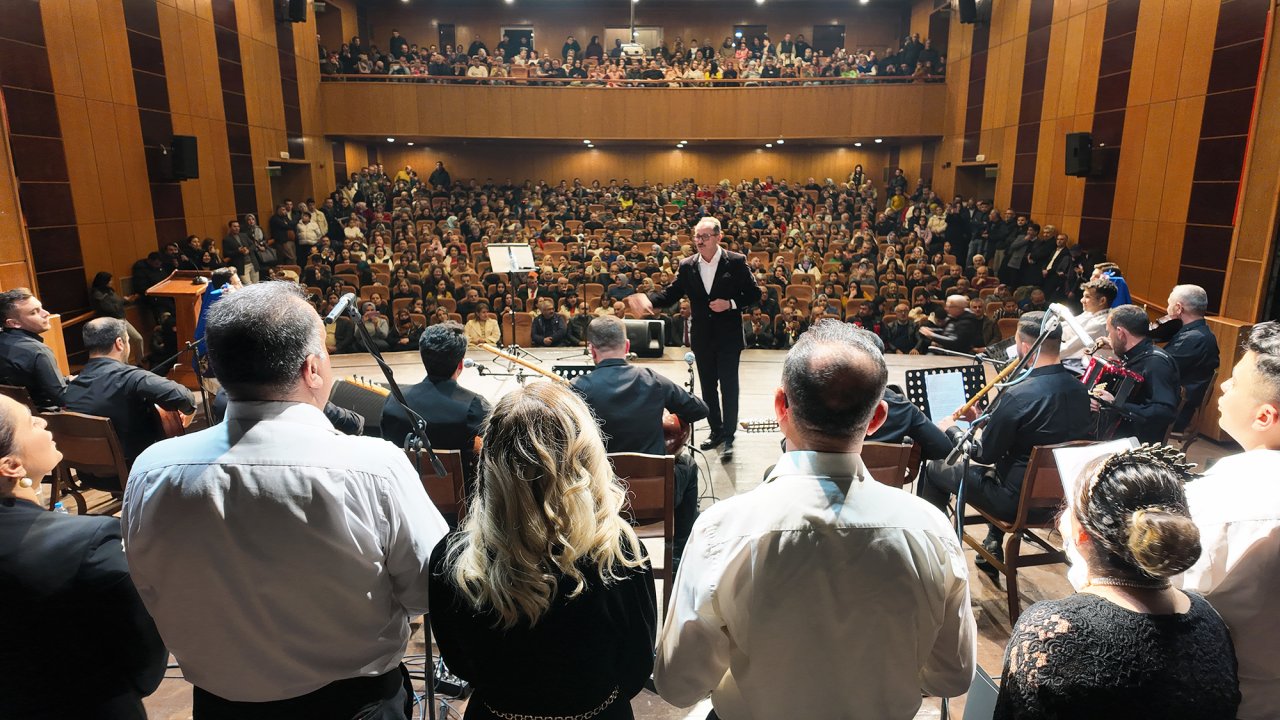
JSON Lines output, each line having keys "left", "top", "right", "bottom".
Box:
{"left": 995, "top": 445, "right": 1240, "bottom": 719}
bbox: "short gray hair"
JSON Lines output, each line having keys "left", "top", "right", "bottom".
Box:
{"left": 586, "top": 315, "right": 626, "bottom": 351}
{"left": 1171, "top": 284, "right": 1209, "bottom": 315}
{"left": 782, "top": 319, "right": 887, "bottom": 440}
{"left": 82, "top": 317, "right": 129, "bottom": 354}
{"left": 206, "top": 281, "right": 324, "bottom": 399}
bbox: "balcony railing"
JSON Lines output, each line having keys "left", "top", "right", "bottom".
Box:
{"left": 319, "top": 73, "right": 946, "bottom": 87}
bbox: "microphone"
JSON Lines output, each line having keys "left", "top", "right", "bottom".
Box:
{"left": 1048, "top": 302, "right": 1094, "bottom": 347}
{"left": 463, "top": 358, "right": 487, "bottom": 375}
{"left": 324, "top": 293, "right": 356, "bottom": 325}
{"left": 683, "top": 351, "right": 696, "bottom": 365}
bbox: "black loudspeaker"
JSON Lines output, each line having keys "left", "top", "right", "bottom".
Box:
{"left": 958, "top": 0, "right": 978, "bottom": 24}
{"left": 278, "top": 0, "right": 306, "bottom": 22}
{"left": 1065, "top": 132, "right": 1092, "bottom": 177}
{"left": 170, "top": 135, "right": 198, "bottom": 180}
{"left": 623, "top": 319, "right": 666, "bottom": 358}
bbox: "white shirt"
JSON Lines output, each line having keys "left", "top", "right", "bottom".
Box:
{"left": 696, "top": 244, "right": 723, "bottom": 295}
{"left": 1059, "top": 309, "right": 1110, "bottom": 359}
{"left": 122, "top": 401, "right": 448, "bottom": 702}
{"left": 655, "top": 451, "right": 976, "bottom": 719}
{"left": 1178, "top": 449, "right": 1280, "bottom": 720}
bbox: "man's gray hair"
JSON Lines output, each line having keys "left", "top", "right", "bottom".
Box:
{"left": 694, "top": 216, "right": 722, "bottom": 234}
{"left": 1171, "top": 284, "right": 1209, "bottom": 315}
{"left": 82, "top": 317, "right": 129, "bottom": 354}
{"left": 782, "top": 319, "right": 887, "bottom": 440}
{"left": 206, "top": 281, "right": 324, "bottom": 399}
{"left": 586, "top": 315, "right": 627, "bottom": 351}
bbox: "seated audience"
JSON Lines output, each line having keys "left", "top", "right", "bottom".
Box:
{"left": 530, "top": 297, "right": 569, "bottom": 346}
{"left": 655, "top": 320, "right": 975, "bottom": 717}
{"left": 429, "top": 382, "right": 656, "bottom": 719}
{"left": 0, "top": 394, "right": 168, "bottom": 720}
{"left": 1178, "top": 321, "right": 1280, "bottom": 719}
{"left": 122, "top": 282, "right": 448, "bottom": 719}
{"left": 464, "top": 302, "right": 501, "bottom": 345}
{"left": 996, "top": 445, "right": 1240, "bottom": 718}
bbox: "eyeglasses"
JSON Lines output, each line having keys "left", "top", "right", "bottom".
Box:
{"left": 693, "top": 233, "right": 719, "bottom": 240}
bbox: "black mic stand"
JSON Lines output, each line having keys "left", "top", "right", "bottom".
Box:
{"left": 338, "top": 303, "right": 447, "bottom": 477}
{"left": 149, "top": 336, "right": 215, "bottom": 427}
{"left": 929, "top": 346, "right": 1008, "bottom": 368}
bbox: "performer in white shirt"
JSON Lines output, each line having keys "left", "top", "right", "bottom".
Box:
{"left": 655, "top": 319, "right": 976, "bottom": 719}
{"left": 122, "top": 282, "right": 448, "bottom": 719}
{"left": 1178, "top": 320, "right": 1280, "bottom": 719}
{"left": 1060, "top": 277, "right": 1116, "bottom": 361}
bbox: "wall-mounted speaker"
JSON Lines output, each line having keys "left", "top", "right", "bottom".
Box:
{"left": 1065, "top": 132, "right": 1092, "bottom": 177}
{"left": 958, "top": 0, "right": 978, "bottom": 24}
{"left": 277, "top": 0, "right": 306, "bottom": 23}
{"left": 170, "top": 135, "right": 199, "bottom": 180}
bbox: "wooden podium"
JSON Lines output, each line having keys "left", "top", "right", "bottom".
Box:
{"left": 147, "top": 270, "right": 207, "bottom": 390}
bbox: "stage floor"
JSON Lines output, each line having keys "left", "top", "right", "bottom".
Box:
{"left": 135, "top": 346, "right": 1235, "bottom": 719}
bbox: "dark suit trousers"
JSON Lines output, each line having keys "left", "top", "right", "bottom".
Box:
{"left": 695, "top": 342, "right": 742, "bottom": 442}
{"left": 193, "top": 665, "right": 412, "bottom": 720}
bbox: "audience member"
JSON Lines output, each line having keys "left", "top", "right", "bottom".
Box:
{"left": 0, "top": 288, "right": 65, "bottom": 409}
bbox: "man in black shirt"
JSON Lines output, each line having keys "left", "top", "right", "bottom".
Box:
{"left": 1163, "top": 284, "right": 1220, "bottom": 430}
{"left": 530, "top": 298, "right": 568, "bottom": 347}
{"left": 1099, "top": 305, "right": 1181, "bottom": 444}
{"left": 921, "top": 312, "right": 1092, "bottom": 528}
{"left": 572, "top": 316, "right": 708, "bottom": 564}
{"left": 267, "top": 204, "right": 295, "bottom": 265}
{"left": 381, "top": 322, "right": 490, "bottom": 498}
{"left": 919, "top": 295, "right": 984, "bottom": 353}
{"left": 0, "top": 289, "right": 65, "bottom": 410}
{"left": 63, "top": 318, "right": 196, "bottom": 484}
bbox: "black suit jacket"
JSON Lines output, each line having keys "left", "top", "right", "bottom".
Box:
{"left": 0, "top": 499, "right": 166, "bottom": 719}
{"left": 648, "top": 249, "right": 762, "bottom": 352}
{"left": 868, "top": 389, "right": 952, "bottom": 460}
{"left": 571, "top": 358, "right": 708, "bottom": 455}
{"left": 1164, "top": 319, "right": 1220, "bottom": 421}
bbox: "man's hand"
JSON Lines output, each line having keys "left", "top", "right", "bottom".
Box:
{"left": 625, "top": 293, "right": 654, "bottom": 316}
{"left": 709, "top": 299, "right": 732, "bottom": 312}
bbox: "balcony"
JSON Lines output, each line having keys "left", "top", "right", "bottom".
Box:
{"left": 318, "top": 75, "right": 947, "bottom": 142}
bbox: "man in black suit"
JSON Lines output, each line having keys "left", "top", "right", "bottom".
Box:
{"left": 1100, "top": 305, "right": 1182, "bottom": 444}
{"left": 222, "top": 218, "right": 254, "bottom": 279}
{"left": 381, "top": 322, "right": 490, "bottom": 499}
{"left": 666, "top": 300, "right": 694, "bottom": 348}
{"left": 572, "top": 316, "right": 708, "bottom": 564}
{"left": 1163, "top": 284, "right": 1220, "bottom": 430}
{"left": 918, "top": 295, "right": 984, "bottom": 353}
{"left": 627, "top": 217, "right": 761, "bottom": 460}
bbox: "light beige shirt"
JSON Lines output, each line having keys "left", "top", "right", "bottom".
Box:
{"left": 655, "top": 451, "right": 976, "bottom": 718}
{"left": 1179, "top": 449, "right": 1280, "bottom": 720}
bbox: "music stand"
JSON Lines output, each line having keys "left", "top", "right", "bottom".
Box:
{"left": 486, "top": 243, "right": 538, "bottom": 362}
{"left": 903, "top": 365, "right": 990, "bottom": 420}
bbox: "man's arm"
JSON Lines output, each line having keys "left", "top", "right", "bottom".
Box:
{"left": 31, "top": 347, "right": 66, "bottom": 409}
{"left": 1124, "top": 356, "right": 1180, "bottom": 426}
{"left": 658, "top": 372, "right": 709, "bottom": 424}
{"left": 648, "top": 265, "right": 688, "bottom": 310}
{"left": 919, "top": 536, "right": 977, "bottom": 698}
{"left": 549, "top": 315, "right": 568, "bottom": 345}
{"left": 971, "top": 392, "right": 1019, "bottom": 467}
{"left": 379, "top": 446, "right": 450, "bottom": 616}
{"left": 530, "top": 316, "right": 550, "bottom": 346}
{"left": 731, "top": 258, "right": 763, "bottom": 308}
{"left": 133, "top": 371, "right": 197, "bottom": 414}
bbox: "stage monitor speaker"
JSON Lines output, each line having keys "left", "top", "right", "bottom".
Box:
{"left": 1065, "top": 132, "right": 1092, "bottom": 177}
{"left": 958, "top": 0, "right": 978, "bottom": 24}
{"left": 170, "top": 135, "right": 198, "bottom": 180}
{"left": 624, "top": 319, "right": 666, "bottom": 358}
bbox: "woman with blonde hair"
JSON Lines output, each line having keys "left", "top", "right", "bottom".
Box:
{"left": 995, "top": 445, "right": 1239, "bottom": 718}
{"left": 429, "top": 382, "right": 656, "bottom": 719}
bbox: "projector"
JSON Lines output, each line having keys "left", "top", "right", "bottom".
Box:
{"left": 621, "top": 43, "right": 646, "bottom": 58}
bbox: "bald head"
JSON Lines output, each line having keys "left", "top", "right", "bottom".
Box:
{"left": 781, "top": 320, "right": 887, "bottom": 443}
{"left": 945, "top": 295, "right": 969, "bottom": 317}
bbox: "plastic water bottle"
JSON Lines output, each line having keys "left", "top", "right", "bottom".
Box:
{"left": 52, "top": 502, "right": 68, "bottom": 515}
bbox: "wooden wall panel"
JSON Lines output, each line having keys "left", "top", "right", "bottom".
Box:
{"left": 320, "top": 83, "right": 948, "bottom": 141}
{"left": 374, "top": 143, "right": 894, "bottom": 187}
{"left": 0, "top": 91, "right": 36, "bottom": 291}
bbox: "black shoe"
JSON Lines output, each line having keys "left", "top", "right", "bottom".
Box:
{"left": 720, "top": 441, "right": 734, "bottom": 461}
{"left": 976, "top": 534, "right": 1004, "bottom": 568}
{"left": 699, "top": 435, "right": 723, "bottom": 452}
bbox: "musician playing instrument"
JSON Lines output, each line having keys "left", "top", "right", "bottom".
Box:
{"left": 63, "top": 318, "right": 195, "bottom": 488}
{"left": 381, "top": 322, "right": 490, "bottom": 499}
{"left": 1096, "top": 305, "right": 1181, "bottom": 444}
{"left": 1060, "top": 278, "right": 1116, "bottom": 362}
{"left": 920, "top": 311, "right": 1092, "bottom": 566}
{"left": 1163, "top": 284, "right": 1220, "bottom": 431}
{"left": 571, "top": 315, "right": 708, "bottom": 569}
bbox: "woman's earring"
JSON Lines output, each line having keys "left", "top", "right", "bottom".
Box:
{"left": 19, "top": 478, "right": 33, "bottom": 488}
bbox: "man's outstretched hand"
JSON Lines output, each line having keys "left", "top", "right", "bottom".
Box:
{"left": 626, "top": 293, "right": 655, "bottom": 317}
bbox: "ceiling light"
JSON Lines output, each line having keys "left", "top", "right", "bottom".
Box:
{"left": 776, "top": 139, "right": 784, "bottom": 145}
{"left": 756, "top": 0, "right": 765, "bottom": 5}
{"left": 504, "top": 0, "right": 514, "bottom": 4}
{"left": 854, "top": 142, "right": 862, "bottom": 147}
{"left": 386, "top": 137, "right": 395, "bottom": 142}
{"left": 765, "top": 143, "right": 773, "bottom": 148}
{"left": 874, "top": 138, "right": 883, "bottom": 143}
{"left": 583, "top": 139, "right": 591, "bottom": 144}
{"left": 406, "top": 142, "right": 414, "bottom": 146}
{"left": 860, "top": 0, "right": 869, "bottom": 4}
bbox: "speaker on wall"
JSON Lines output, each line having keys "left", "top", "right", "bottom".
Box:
{"left": 623, "top": 319, "right": 666, "bottom": 358}
{"left": 276, "top": 0, "right": 305, "bottom": 22}
{"left": 170, "top": 136, "right": 199, "bottom": 180}
{"left": 958, "top": 0, "right": 978, "bottom": 24}
{"left": 1065, "top": 132, "right": 1092, "bottom": 177}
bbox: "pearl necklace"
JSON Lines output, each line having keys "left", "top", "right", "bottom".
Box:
{"left": 1088, "top": 576, "right": 1171, "bottom": 590}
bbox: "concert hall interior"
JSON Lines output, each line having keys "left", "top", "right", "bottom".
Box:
{"left": 2, "top": 0, "right": 1280, "bottom": 718}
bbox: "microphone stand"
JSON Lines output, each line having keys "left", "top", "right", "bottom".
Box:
{"left": 683, "top": 358, "right": 717, "bottom": 504}
{"left": 929, "top": 346, "right": 1007, "bottom": 367}
{"left": 338, "top": 303, "right": 446, "bottom": 477}
{"left": 149, "top": 335, "right": 215, "bottom": 427}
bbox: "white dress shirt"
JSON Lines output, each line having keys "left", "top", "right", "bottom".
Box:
{"left": 655, "top": 451, "right": 976, "bottom": 719}
{"left": 696, "top": 245, "right": 724, "bottom": 295}
{"left": 122, "top": 401, "right": 448, "bottom": 702}
{"left": 1059, "top": 309, "right": 1110, "bottom": 359}
{"left": 1178, "top": 449, "right": 1280, "bottom": 720}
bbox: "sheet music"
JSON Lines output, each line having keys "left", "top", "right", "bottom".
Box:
{"left": 486, "top": 243, "right": 536, "bottom": 273}
{"left": 924, "top": 371, "right": 969, "bottom": 425}
{"left": 1053, "top": 437, "right": 1139, "bottom": 502}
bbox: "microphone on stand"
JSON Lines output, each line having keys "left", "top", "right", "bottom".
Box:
{"left": 684, "top": 351, "right": 696, "bottom": 365}
{"left": 324, "top": 293, "right": 356, "bottom": 325}
{"left": 463, "top": 358, "right": 488, "bottom": 375}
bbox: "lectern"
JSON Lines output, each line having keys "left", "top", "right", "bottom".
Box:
{"left": 146, "top": 270, "right": 207, "bottom": 390}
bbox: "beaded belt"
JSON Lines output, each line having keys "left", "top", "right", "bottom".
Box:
{"left": 483, "top": 686, "right": 620, "bottom": 720}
